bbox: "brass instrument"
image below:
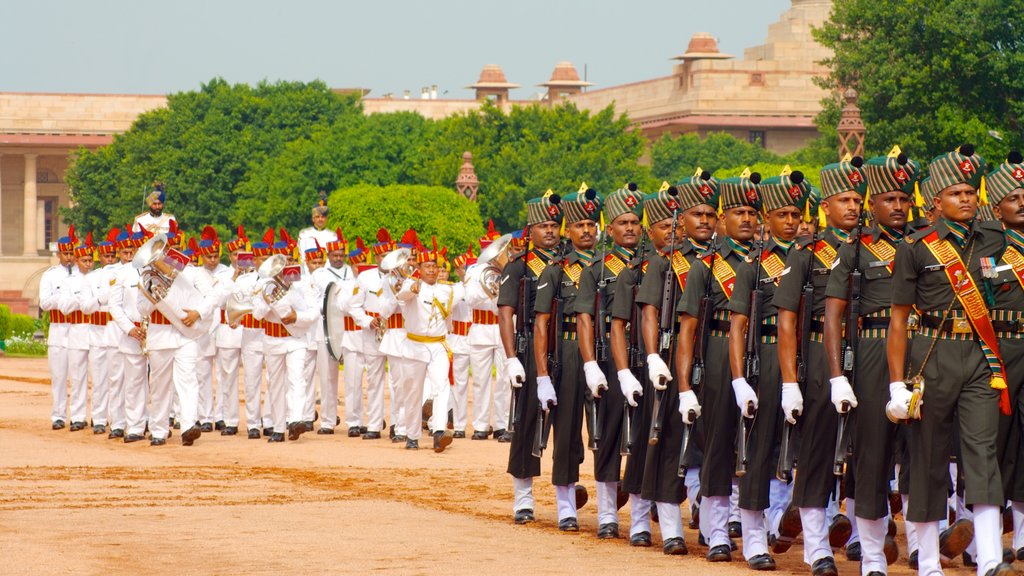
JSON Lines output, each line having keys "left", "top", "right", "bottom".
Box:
{"left": 138, "top": 315, "right": 150, "bottom": 356}
{"left": 225, "top": 292, "right": 254, "bottom": 328}
{"left": 133, "top": 233, "right": 177, "bottom": 305}
{"left": 257, "top": 254, "right": 291, "bottom": 305}
{"left": 379, "top": 247, "right": 416, "bottom": 295}
{"left": 474, "top": 233, "right": 513, "bottom": 299}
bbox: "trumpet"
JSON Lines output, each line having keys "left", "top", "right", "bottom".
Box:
{"left": 475, "top": 234, "right": 513, "bottom": 299}
{"left": 379, "top": 248, "right": 416, "bottom": 295}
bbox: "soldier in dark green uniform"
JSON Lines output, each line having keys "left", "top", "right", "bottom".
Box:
{"left": 986, "top": 152, "right": 1024, "bottom": 560}
{"left": 727, "top": 171, "right": 805, "bottom": 566}
{"left": 887, "top": 145, "right": 1013, "bottom": 576}
{"left": 534, "top": 188, "right": 602, "bottom": 531}
{"left": 823, "top": 149, "right": 919, "bottom": 574}
{"left": 634, "top": 177, "right": 718, "bottom": 555}
{"left": 676, "top": 172, "right": 768, "bottom": 566}
{"left": 608, "top": 185, "right": 681, "bottom": 547}
{"left": 498, "top": 193, "right": 563, "bottom": 525}
{"left": 577, "top": 184, "right": 645, "bottom": 539}
{"left": 774, "top": 162, "right": 863, "bottom": 576}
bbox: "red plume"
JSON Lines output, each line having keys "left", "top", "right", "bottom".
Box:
{"left": 356, "top": 237, "right": 367, "bottom": 250}
{"left": 262, "top": 228, "right": 275, "bottom": 245}
{"left": 336, "top": 227, "right": 346, "bottom": 243}
{"left": 314, "top": 238, "right": 322, "bottom": 252}
{"left": 376, "top": 228, "right": 391, "bottom": 243}
{"left": 68, "top": 224, "right": 77, "bottom": 244}
{"left": 142, "top": 227, "right": 154, "bottom": 240}
{"left": 201, "top": 225, "right": 218, "bottom": 242}
{"left": 167, "top": 219, "right": 179, "bottom": 236}
{"left": 106, "top": 227, "right": 121, "bottom": 243}
{"left": 488, "top": 219, "right": 496, "bottom": 235}
{"left": 237, "top": 224, "right": 247, "bottom": 241}
{"left": 84, "top": 231, "right": 94, "bottom": 248}
{"left": 468, "top": 243, "right": 475, "bottom": 257}
{"left": 401, "top": 228, "right": 419, "bottom": 247}
{"left": 278, "top": 227, "right": 294, "bottom": 247}
{"left": 432, "top": 235, "right": 439, "bottom": 255}
{"left": 188, "top": 237, "right": 199, "bottom": 253}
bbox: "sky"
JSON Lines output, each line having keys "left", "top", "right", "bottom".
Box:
{"left": 2, "top": 0, "right": 793, "bottom": 99}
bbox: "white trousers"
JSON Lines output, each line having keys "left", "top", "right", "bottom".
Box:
{"left": 451, "top": 352, "right": 471, "bottom": 430}
{"left": 241, "top": 346, "right": 266, "bottom": 430}
{"left": 67, "top": 348, "right": 90, "bottom": 423}
{"left": 264, "top": 347, "right": 308, "bottom": 433}
{"left": 48, "top": 344, "right": 69, "bottom": 423}
{"left": 123, "top": 353, "right": 149, "bottom": 436}
{"left": 388, "top": 355, "right": 405, "bottom": 435}
{"left": 400, "top": 344, "right": 450, "bottom": 439}
{"left": 469, "top": 344, "right": 509, "bottom": 430}
{"left": 344, "top": 350, "right": 386, "bottom": 431}
{"left": 216, "top": 347, "right": 241, "bottom": 427}
{"left": 88, "top": 346, "right": 110, "bottom": 425}
{"left": 317, "top": 342, "right": 340, "bottom": 428}
{"left": 302, "top": 348, "right": 317, "bottom": 421}
{"left": 107, "top": 347, "right": 127, "bottom": 431}
{"left": 196, "top": 353, "right": 215, "bottom": 424}
{"left": 148, "top": 341, "right": 200, "bottom": 438}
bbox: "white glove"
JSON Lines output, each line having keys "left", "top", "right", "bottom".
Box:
{"left": 886, "top": 381, "right": 914, "bottom": 421}
{"left": 647, "top": 353, "right": 672, "bottom": 390}
{"left": 505, "top": 357, "right": 526, "bottom": 389}
{"left": 618, "top": 369, "right": 643, "bottom": 407}
{"left": 781, "top": 382, "right": 803, "bottom": 424}
{"left": 732, "top": 377, "right": 758, "bottom": 418}
{"left": 678, "top": 390, "right": 701, "bottom": 425}
{"left": 583, "top": 361, "right": 608, "bottom": 398}
{"left": 830, "top": 375, "right": 858, "bottom": 413}
{"left": 537, "top": 375, "right": 558, "bottom": 408}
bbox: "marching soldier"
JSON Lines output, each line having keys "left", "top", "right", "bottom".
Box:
{"left": 534, "top": 187, "right": 603, "bottom": 531}
{"left": 634, "top": 180, "right": 717, "bottom": 554}
{"left": 83, "top": 229, "right": 123, "bottom": 435}
{"left": 823, "top": 149, "right": 919, "bottom": 574}
{"left": 676, "top": 172, "right": 768, "bottom": 566}
{"left": 40, "top": 227, "right": 79, "bottom": 430}
{"left": 238, "top": 230, "right": 275, "bottom": 438}
{"left": 499, "top": 192, "right": 563, "bottom": 524}
{"left": 59, "top": 238, "right": 97, "bottom": 432}
{"left": 773, "top": 163, "right": 861, "bottom": 576}
{"left": 133, "top": 182, "right": 176, "bottom": 235}
{"left": 449, "top": 247, "right": 475, "bottom": 438}
{"left": 727, "top": 170, "right": 805, "bottom": 566}
{"left": 194, "top": 228, "right": 227, "bottom": 432}
{"left": 300, "top": 241, "right": 327, "bottom": 431}
{"left": 298, "top": 192, "right": 338, "bottom": 268}
{"left": 576, "top": 183, "right": 645, "bottom": 539}
{"left": 213, "top": 227, "right": 248, "bottom": 435}
{"left": 886, "top": 144, "right": 1013, "bottom": 576}
{"left": 108, "top": 229, "right": 149, "bottom": 443}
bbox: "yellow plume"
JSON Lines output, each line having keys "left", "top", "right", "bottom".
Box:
{"left": 840, "top": 152, "right": 852, "bottom": 162}
{"left": 642, "top": 207, "right": 650, "bottom": 229}
{"left": 578, "top": 182, "right": 589, "bottom": 194}
{"left": 913, "top": 181, "right": 924, "bottom": 208}
{"left": 693, "top": 166, "right": 704, "bottom": 178}
{"left": 658, "top": 181, "right": 671, "bottom": 193}
{"left": 980, "top": 175, "right": 988, "bottom": 206}
{"left": 780, "top": 165, "right": 792, "bottom": 176}
{"left": 887, "top": 145, "right": 902, "bottom": 158}
{"left": 740, "top": 167, "right": 751, "bottom": 179}
{"left": 543, "top": 188, "right": 555, "bottom": 198}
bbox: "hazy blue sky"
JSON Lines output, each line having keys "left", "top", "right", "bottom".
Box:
{"left": 3, "top": 0, "right": 793, "bottom": 98}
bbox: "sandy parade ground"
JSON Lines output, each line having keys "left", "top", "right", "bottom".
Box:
{"left": 0, "top": 356, "right": 1009, "bottom": 575}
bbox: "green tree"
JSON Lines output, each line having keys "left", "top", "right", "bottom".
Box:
{"left": 651, "top": 132, "right": 782, "bottom": 179}
{"left": 813, "top": 0, "right": 1024, "bottom": 161}
{"left": 328, "top": 185, "right": 484, "bottom": 257}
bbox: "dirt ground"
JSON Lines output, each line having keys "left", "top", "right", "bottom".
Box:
{"left": 0, "top": 356, "right": 1004, "bottom": 575}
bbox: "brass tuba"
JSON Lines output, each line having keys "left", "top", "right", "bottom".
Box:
{"left": 257, "top": 254, "right": 291, "bottom": 304}
{"left": 379, "top": 247, "right": 416, "bottom": 295}
{"left": 475, "top": 233, "right": 513, "bottom": 298}
{"left": 224, "top": 292, "right": 254, "bottom": 328}
{"left": 133, "top": 233, "right": 176, "bottom": 304}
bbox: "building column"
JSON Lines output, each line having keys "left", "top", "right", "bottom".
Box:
{"left": 22, "top": 153, "right": 37, "bottom": 256}
{"left": 0, "top": 153, "right": 4, "bottom": 256}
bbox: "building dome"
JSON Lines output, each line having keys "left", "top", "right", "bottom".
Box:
{"left": 673, "top": 33, "right": 733, "bottom": 61}
{"left": 467, "top": 64, "right": 519, "bottom": 90}
{"left": 540, "top": 61, "right": 593, "bottom": 88}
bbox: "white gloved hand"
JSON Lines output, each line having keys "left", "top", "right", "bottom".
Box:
{"left": 678, "top": 390, "right": 701, "bottom": 425}
{"left": 647, "top": 353, "right": 672, "bottom": 390}
{"left": 583, "top": 360, "right": 608, "bottom": 398}
{"left": 537, "top": 375, "right": 558, "bottom": 408}
{"left": 505, "top": 357, "right": 526, "bottom": 389}
{"left": 886, "top": 381, "right": 913, "bottom": 421}
{"left": 618, "top": 369, "right": 643, "bottom": 407}
{"left": 732, "top": 377, "right": 758, "bottom": 418}
{"left": 781, "top": 382, "right": 803, "bottom": 424}
{"left": 830, "top": 375, "right": 858, "bottom": 413}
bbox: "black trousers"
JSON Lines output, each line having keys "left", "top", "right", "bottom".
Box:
{"left": 739, "top": 342, "right": 783, "bottom": 511}
{"left": 792, "top": 341, "right": 839, "bottom": 509}
{"left": 593, "top": 357, "right": 626, "bottom": 483}
{"left": 552, "top": 339, "right": 585, "bottom": 486}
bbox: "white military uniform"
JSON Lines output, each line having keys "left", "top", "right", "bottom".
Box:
{"left": 311, "top": 263, "right": 357, "bottom": 432}
{"left": 251, "top": 278, "right": 319, "bottom": 435}
{"left": 395, "top": 277, "right": 463, "bottom": 439}
{"left": 82, "top": 260, "right": 119, "bottom": 429}
{"left": 94, "top": 258, "right": 128, "bottom": 433}
{"left": 133, "top": 212, "right": 176, "bottom": 235}
{"left": 108, "top": 262, "right": 149, "bottom": 438}
{"left": 136, "top": 264, "right": 215, "bottom": 440}
{"left": 463, "top": 263, "right": 510, "bottom": 433}
{"left": 349, "top": 267, "right": 397, "bottom": 435}
{"left": 58, "top": 267, "right": 94, "bottom": 426}
{"left": 214, "top": 265, "right": 243, "bottom": 429}
{"left": 300, "top": 271, "right": 321, "bottom": 425}
{"left": 448, "top": 288, "right": 472, "bottom": 433}
{"left": 297, "top": 227, "right": 338, "bottom": 258}
{"left": 234, "top": 269, "right": 271, "bottom": 432}
{"left": 39, "top": 262, "right": 75, "bottom": 425}
{"left": 194, "top": 263, "right": 227, "bottom": 427}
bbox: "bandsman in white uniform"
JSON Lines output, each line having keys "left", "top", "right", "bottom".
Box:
{"left": 238, "top": 230, "right": 277, "bottom": 437}
{"left": 214, "top": 227, "right": 249, "bottom": 436}
{"left": 193, "top": 228, "right": 227, "bottom": 432}
{"left": 58, "top": 238, "right": 97, "bottom": 432}
{"left": 298, "top": 192, "right": 338, "bottom": 270}
{"left": 40, "top": 227, "right": 79, "bottom": 430}
{"left": 301, "top": 239, "right": 329, "bottom": 432}
{"left": 108, "top": 229, "right": 150, "bottom": 443}
{"left": 133, "top": 182, "right": 176, "bottom": 236}
{"left": 448, "top": 247, "right": 475, "bottom": 439}
{"left": 82, "top": 229, "right": 123, "bottom": 435}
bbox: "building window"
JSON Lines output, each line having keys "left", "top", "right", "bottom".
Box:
{"left": 750, "top": 73, "right": 764, "bottom": 86}
{"left": 749, "top": 131, "right": 767, "bottom": 148}
{"left": 43, "top": 198, "right": 56, "bottom": 247}
{"left": 37, "top": 169, "right": 59, "bottom": 183}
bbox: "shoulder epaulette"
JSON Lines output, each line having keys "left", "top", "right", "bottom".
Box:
{"left": 907, "top": 226, "right": 935, "bottom": 243}
{"left": 795, "top": 236, "right": 814, "bottom": 249}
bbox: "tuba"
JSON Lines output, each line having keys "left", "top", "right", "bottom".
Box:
{"left": 475, "top": 233, "right": 513, "bottom": 299}
{"left": 379, "top": 247, "right": 416, "bottom": 295}
{"left": 257, "top": 254, "right": 291, "bottom": 304}
{"left": 224, "top": 292, "right": 254, "bottom": 328}
{"left": 133, "top": 233, "right": 176, "bottom": 304}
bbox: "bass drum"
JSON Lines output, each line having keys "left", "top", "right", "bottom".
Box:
{"left": 323, "top": 282, "right": 347, "bottom": 362}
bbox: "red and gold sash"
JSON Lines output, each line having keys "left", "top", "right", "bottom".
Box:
{"left": 862, "top": 235, "right": 897, "bottom": 274}
{"left": 670, "top": 251, "right": 691, "bottom": 291}
{"left": 702, "top": 254, "right": 737, "bottom": 299}
{"left": 761, "top": 250, "right": 787, "bottom": 285}
{"left": 525, "top": 251, "right": 547, "bottom": 278}
{"left": 812, "top": 239, "right": 839, "bottom": 269}
{"left": 604, "top": 253, "right": 626, "bottom": 277}
{"left": 920, "top": 230, "right": 1010, "bottom": 414}
{"left": 562, "top": 261, "right": 584, "bottom": 287}
{"left": 1002, "top": 245, "right": 1024, "bottom": 291}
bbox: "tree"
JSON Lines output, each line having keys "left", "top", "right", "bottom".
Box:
{"left": 813, "top": 0, "right": 1024, "bottom": 161}
{"left": 328, "top": 184, "right": 484, "bottom": 258}
{"left": 651, "top": 132, "right": 782, "bottom": 180}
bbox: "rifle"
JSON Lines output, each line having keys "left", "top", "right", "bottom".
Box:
{"left": 737, "top": 223, "right": 766, "bottom": 477}
{"left": 649, "top": 194, "right": 680, "bottom": 447}
{"left": 509, "top": 272, "right": 534, "bottom": 435}
{"left": 586, "top": 236, "right": 610, "bottom": 452}
{"left": 620, "top": 232, "right": 647, "bottom": 457}
{"left": 834, "top": 212, "right": 865, "bottom": 478}
{"left": 679, "top": 232, "right": 718, "bottom": 477}
{"left": 534, "top": 246, "right": 565, "bottom": 458}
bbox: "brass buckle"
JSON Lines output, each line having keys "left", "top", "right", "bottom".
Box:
{"left": 951, "top": 318, "right": 972, "bottom": 334}
{"left": 907, "top": 376, "right": 925, "bottom": 420}
{"left": 907, "top": 313, "right": 920, "bottom": 331}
